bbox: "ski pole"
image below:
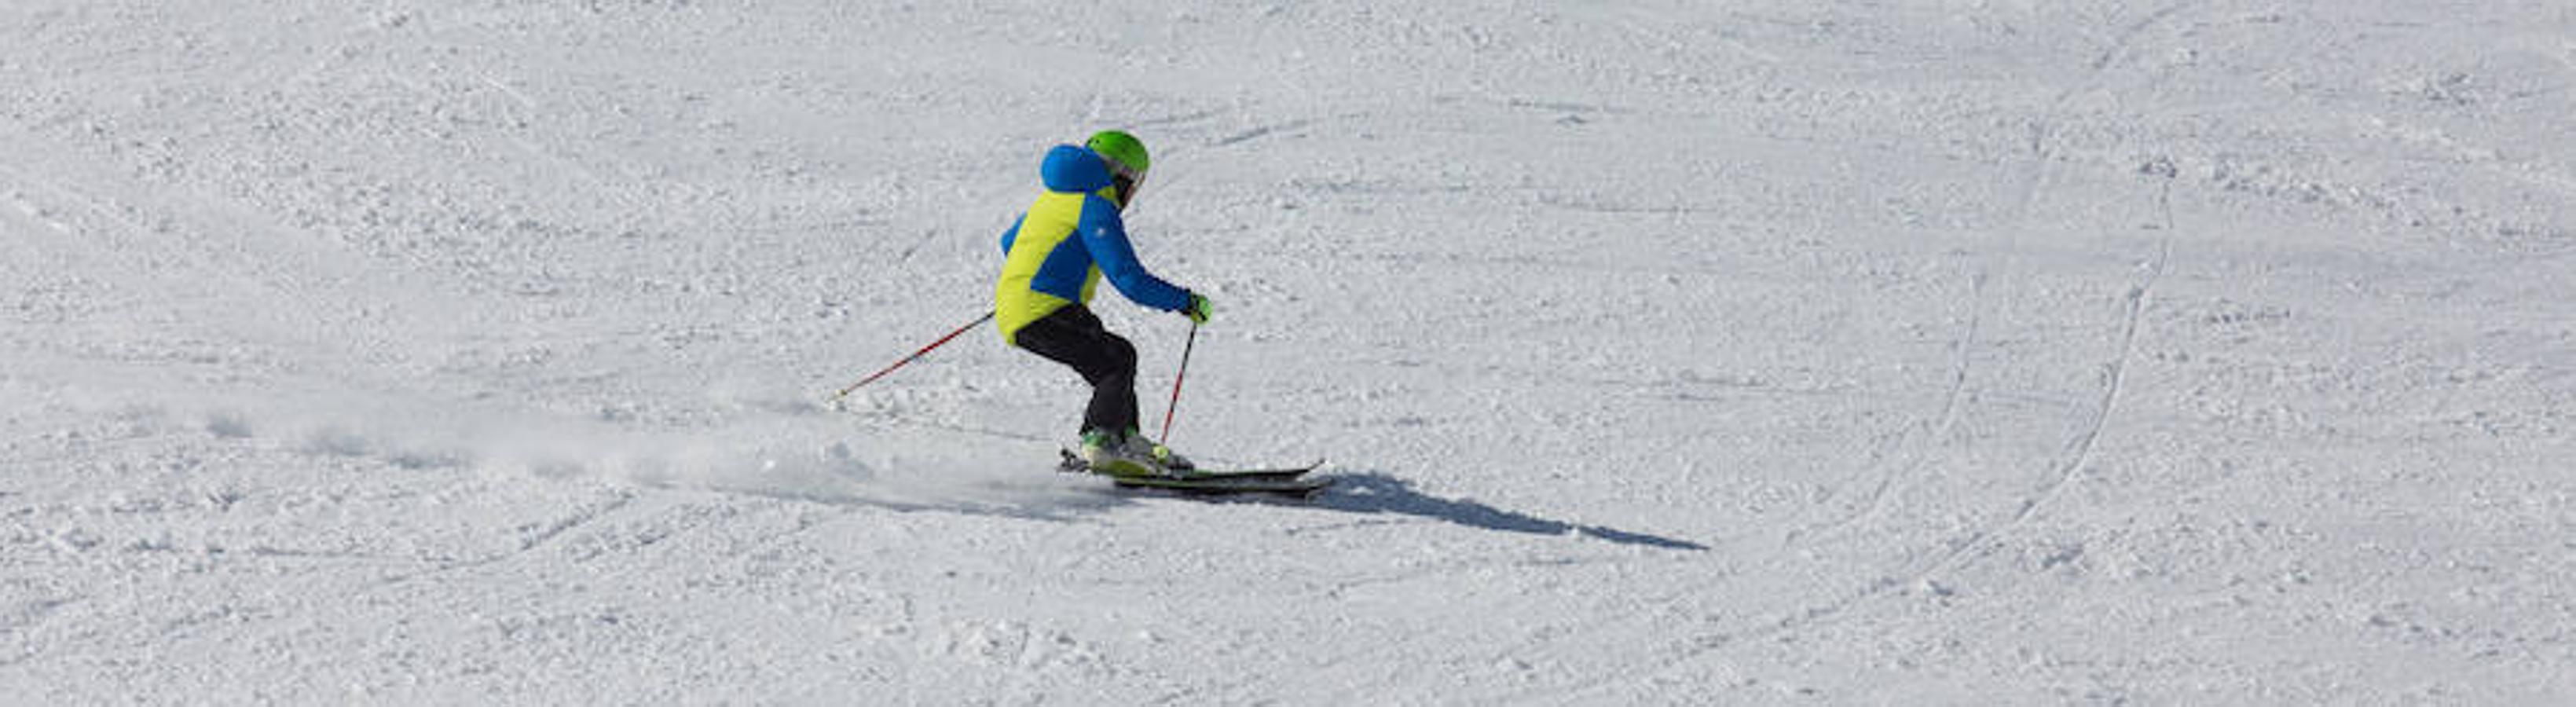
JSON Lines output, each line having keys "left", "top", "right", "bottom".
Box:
{"left": 832, "top": 310, "right": 995, "bottom": 401}
{"left": 1159, "top": 320, "right": 1199, "bottom": 443}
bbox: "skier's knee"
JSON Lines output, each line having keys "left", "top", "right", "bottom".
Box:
{"left": 1105, "top": 336, "right": 1136, "bottom": 371}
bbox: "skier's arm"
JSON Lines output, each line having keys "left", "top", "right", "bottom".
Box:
{"left": 999, "top": 215, "right": 1024, "bottom": 254}
{"left": 1077, "top": 196, "right": 1193, "bottom": 312}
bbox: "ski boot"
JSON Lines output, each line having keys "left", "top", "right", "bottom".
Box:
{"left": 1080, "top": 429, "right": 1160, "bottom": 477}
{"left": 1079, "top": 428, "right": 1193, "bottom": 477}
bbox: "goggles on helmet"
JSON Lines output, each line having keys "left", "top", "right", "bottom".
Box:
{"left": 1105, "top": 159, "right": 1144, "bottom": 207}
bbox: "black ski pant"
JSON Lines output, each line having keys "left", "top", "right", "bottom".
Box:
{"left": 1011, "top": 306, "right": 1138, "bottom": 436}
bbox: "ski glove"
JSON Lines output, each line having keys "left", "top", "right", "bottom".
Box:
{"left": 1183, "top": 293, "right": 1214, "bottom": 325}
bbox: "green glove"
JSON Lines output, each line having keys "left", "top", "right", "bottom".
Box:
{"left": 1184, "top": 293, "right": 1214, "bottom": 324}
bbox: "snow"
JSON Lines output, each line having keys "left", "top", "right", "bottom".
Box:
{"left": 5, "top": 0, "right": 2573, "bottom": 703}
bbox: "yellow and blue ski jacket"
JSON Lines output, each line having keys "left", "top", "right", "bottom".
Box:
{"left": 993, "top": 145, "right": 1193, "bottom": 344}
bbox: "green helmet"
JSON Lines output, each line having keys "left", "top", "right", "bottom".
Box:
{"left": 1085, "top": 130, "right": 1149, "bottom": 179}
{"left": 1086, "top": 130, "right": 1149, "bottom": 207}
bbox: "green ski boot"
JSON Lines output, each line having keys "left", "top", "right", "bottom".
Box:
{"left": 1080, "top": 429, "right": 1163, "bottom": 478}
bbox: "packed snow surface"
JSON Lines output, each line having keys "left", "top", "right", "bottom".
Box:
{"left": 5, "top": 1, "right": 2573, "bottom": 704}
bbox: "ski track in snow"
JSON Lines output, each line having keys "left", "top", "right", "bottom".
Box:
{"left": 1557, "top": 2, "right": 2300, "bottom": 699}
{"left": 1783, "top": 5, "right": 2189, "bottom": 625}
{"left": 6, "top": 1, "right": 2575, "bottom": 704}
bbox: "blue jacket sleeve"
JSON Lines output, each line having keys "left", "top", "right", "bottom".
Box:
{"left": 1077, "top": 196, "right": 1193, "bottom": 311}
{"left": 999, "top": 215, "right": 1024, "bottom": 254}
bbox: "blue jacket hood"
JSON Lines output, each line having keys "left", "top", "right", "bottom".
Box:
{"left": 1039, "top": 145, "right": 1114, "bottom": 193}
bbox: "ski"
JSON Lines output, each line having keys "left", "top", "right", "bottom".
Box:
{"left": 1163, "top": 460, "right": 1325, "bottom": 481}
{"left": 1057, "top": 449, "right": 1332, "bottom": 496}
{"left": 1108, "top": 473, "right": 1332, "bottom": 496}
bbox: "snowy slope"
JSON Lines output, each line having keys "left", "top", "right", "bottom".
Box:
{"left": 5, "top": 1, "right": 2573, "bottom": 703}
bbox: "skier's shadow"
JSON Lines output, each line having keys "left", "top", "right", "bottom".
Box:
{"left": 1296, "top": 472, "right": 1708, "bottom": 551}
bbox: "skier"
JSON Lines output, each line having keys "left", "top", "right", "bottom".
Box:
{"left": 994, "top": 130, "right": 1213, "bottom": 477}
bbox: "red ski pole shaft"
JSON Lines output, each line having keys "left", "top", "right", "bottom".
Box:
{"left": 833, "top": 310, "right": 995, "bottom": 400}
{"left": 1159, "top": 321, "right": 1199, "bottom": 443}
